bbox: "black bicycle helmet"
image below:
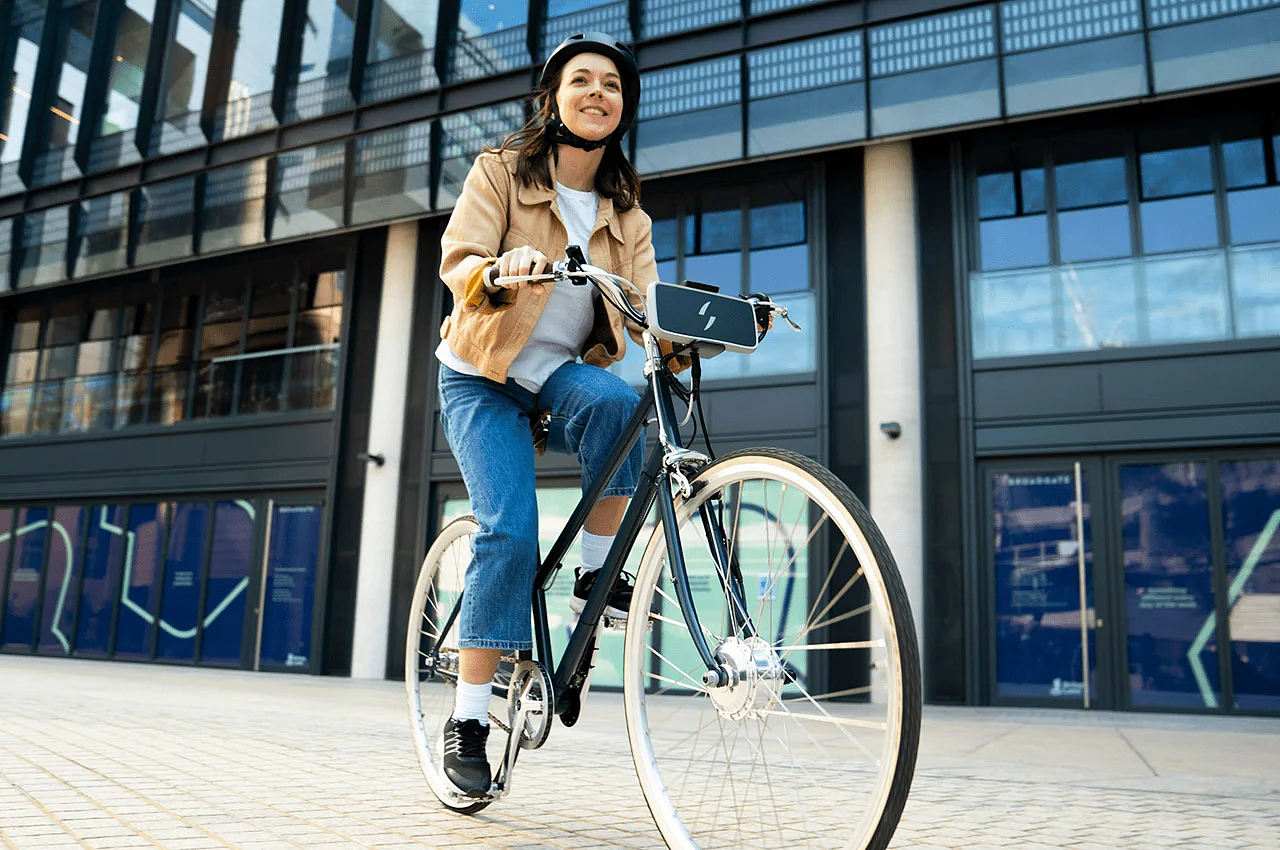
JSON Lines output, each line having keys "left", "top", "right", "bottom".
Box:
{"left": 540, "top": 31, "right": 640, "bottom": 151}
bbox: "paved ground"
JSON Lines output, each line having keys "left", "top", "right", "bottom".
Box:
{"left": 1, "top": 656, "right": 1278, "bottom": 849}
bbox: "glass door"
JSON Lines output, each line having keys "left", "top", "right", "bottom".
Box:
{"left": 986, "top": 460, "right": 1107, "bottom": 706}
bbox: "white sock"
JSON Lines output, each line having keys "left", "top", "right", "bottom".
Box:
{"left": 452, "top": 679, "right": 491, "bottom": 725}
{"left": 579, "top": 530, "right": 614, "bottom": 574}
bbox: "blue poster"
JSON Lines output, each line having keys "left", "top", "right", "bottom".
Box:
{"left": 75, "top": 506, "right": 128, "bottom": 657}
{"left": 156, "top": 502, "right": 210, "bottom": 661}
{"left": 38, "top": 506, "right": 84, "bottom": 655}
{"left": 2, "top": 507, "right": 49, "bottom": 650}
{"left": 258, "top": 504, "right": 322, "bottom": 669}
{"left": 113, "top": 503, "right": 167, "bottom": 659}
{"left": 200, "top": 501, "right": 256, "bottom": 667}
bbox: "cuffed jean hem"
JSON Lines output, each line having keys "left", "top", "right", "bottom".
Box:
{"left": 458, "top": 638, "right": 534, "bottom": 651}
{"left": 600, "top": 485, "right": 638, "bottom": 500}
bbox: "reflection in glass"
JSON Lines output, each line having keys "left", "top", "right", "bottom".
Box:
{"left": 156, "top": 502, "right": 210, "bottom": 661}
{"left": 1058, "top": 205, "right": 1131, "bottom": 262}
{"left": 38, "top": 505, "right": 85, "bottom": 655}
{"left": 542, "top": 1, "right": 631, "bottom": 60}
{"left": 747, "top": 33, "right": 864, "bottom": 156}
{"left": 1149, "top": 6, "right": 1280, "bottom": 93}
{"left": 91, "top": 0, "right": 156, "bottom": 172}
{"left": 450, "top": 0, "right": 529, "bottom": 83}
{"left": 287, "top": 0, "right": 356, "bottom": 122}
{"left": 1123, "top": 462, "right": 1220, "bottom": 708}
{"left": 352, "top": 120, "right": 432, "bottom": 224}
{"left": 980, "top": 216, "right": 1050, "bottom": 270}
{"left": 1227, "top": 186, "right": 1280, "bottom": 245}
{"left": 258, "top": 503, "right": 323, "bottom": 669}
{"left": 363, "top": 0, "right": 440, "bottom": 102}
{"left": 1003, "top": 34, "right": 1145, "bottom": 116}
{"left": 217, "top": 0, "right": 285, "bottom": 140}
{"left": 33, "top": 2, "right": 102, "bottom": 186}
{"left": 201, "top": 500, "right": 255, "bottom": 666}
{"left": 2, "top": 506, "right": 49, "bottom": 650}
{"left": 0, "top": 13, "right": 42, "bottom": 195}
{"left": 698, "top": 292, "right": 816, "bottom": 381}
{"left": 151, "top": 0, "right": 213, "bottom": 155}
{"left": 1140, "top": 195, "right": 1218, "bottom": 254}
{"left": 76, "top": 191, "right": 131, "bottom": 276}
{"left": 272, "top": 143, "right": 345, "bottom": 238}
{"left": 437, "top": 102, "right": 525, "bottom": 209}
{"left": 201, "top": 159, "right": 268, "bottom": 252}
{"left": 1141, "top": 144, "right": 1213, "bottom": 198}
{"left": 17, "top": 206, "right": 73, "bottom": 288}
{"left": 636, "top": 58, "right": 741, "bottom": 174}
{"left": 1059, "top": 260, "right": 1140, "bottom": 350}
{"left": 113, "top": 502, "right": 168, "bottom": 659}
{"left": 0, "top": 218, "right": 11, "bottom": 291}
{"left": 992, "top": 471, "right": 1096, "bottom": 700}
{"left": 970, "top": 268, "right": 1056, "bottom": 358}
{"left": 1055, "top": 155, "right": 1127, "bottom": 208}
{"left": 136, "top": 176, "right": 195, "bottom": 264}
{"left": 641, "top": 0, "right": 739, "bottom": 39}
{"left": 1230, "top": 243, "right": 1280, "bottom": 339}
{"left": 75, "top": 506, "right": 127, "bottom": 657}
{"left": 1219, "top": 459, "right": 1280, "bottom": 711}
{"left": 871, "top": 60, "right": 1000, "bottom": 136}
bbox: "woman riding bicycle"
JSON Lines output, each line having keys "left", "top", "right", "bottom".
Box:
{"left": 434, "top": 32, "right": 673, "bottom": 798}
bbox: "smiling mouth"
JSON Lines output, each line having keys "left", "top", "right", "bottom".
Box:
{"left": 580, "top": 108, "right": 608, "bottom": 116}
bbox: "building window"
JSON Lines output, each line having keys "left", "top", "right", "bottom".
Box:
{"left": 286, "top": 0, "right": 356, "bottom": 122}
{"left": 91, "top": 0, "right": 158, "bottom": 172}
{"left": 542, "top": 2, "right": 631, "bottom": 60}
{"left": 363, "top": 0, "right": 440, "bottom": 103}
{"left": 635, "top": 56, "right": 742, "bottom": 174}
{"left": 0, "top": 3, "right": 44, "bottom": 196}
{"left": 150, "top": 0, "right": 214, "bottom": 155}
{"left": 32, "top": 1, "right": 102, "bottom": 187}
{"left": 449, "top": 0, "right": 529, "bottom": 84}
{"left": 0, "top": 248, "right": 350, "bottom": 439}
{"left": 969, "top": 117, "right": 1280, "bottom": 359}
{"left": 216, "top": 0, "right": 286, "bottom": 141}
{"left": 611, "top": 173, "right": 816, "bottom": 383}
{"left": 641, "top": 0, "right": 739, "bottom": 39}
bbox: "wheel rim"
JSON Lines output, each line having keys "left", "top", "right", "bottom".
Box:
{"left": 624, "top": 457, "right": 908, "bottom": 849}
{"left": 405, "top": 517, "right": 494, "bottom": 811}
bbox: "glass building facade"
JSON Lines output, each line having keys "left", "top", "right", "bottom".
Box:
{"left": 0, "top": 0, "right": 1274, "bottom": 712}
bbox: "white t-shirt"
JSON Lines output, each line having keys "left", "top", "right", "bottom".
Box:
{"left": 437, "top": 182, "right": 602, "bottom": 393}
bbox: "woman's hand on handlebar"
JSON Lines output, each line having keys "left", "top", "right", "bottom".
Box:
{"left": 488, "top": 246, "right": 551, "bottom": 294}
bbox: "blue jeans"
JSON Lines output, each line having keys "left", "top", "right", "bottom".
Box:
{"left": 437, "top": 362, "right": 645, "bottom": 650}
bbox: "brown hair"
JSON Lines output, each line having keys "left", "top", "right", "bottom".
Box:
{"left": 490, "top": 68, "right": 641, "bottom": 212}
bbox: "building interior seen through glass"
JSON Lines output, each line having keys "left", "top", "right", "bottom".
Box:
{"left": 0, "top": 253, "right": 346, "bottom": 439}
{"left": 991, "top": 458, "right": 1280, "bottom": 711}
{"left": 971, "top": 116, "right": 1280, "bottom": 359}
{"left": 0, "top": 497, "right": 325, "bottom": 669}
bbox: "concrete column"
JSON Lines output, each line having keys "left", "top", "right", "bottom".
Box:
{"left": 863, "top": 141, "right": 926, "bottom": 676}
{"left": 350, "top": 221, "right": 419, "bottom": 679}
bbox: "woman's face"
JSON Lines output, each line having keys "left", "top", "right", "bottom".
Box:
{"left": 554, "top": 52, "right": 624, "bottom": 142}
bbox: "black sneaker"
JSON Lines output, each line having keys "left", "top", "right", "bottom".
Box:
{"left": 570, "top": 568, "right": 633, "bottom": 620}
{"left": 442, "top": 717, "right": 491, "bottom": 797}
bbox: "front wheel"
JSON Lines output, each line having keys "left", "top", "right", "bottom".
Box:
{"left": 623, "top": 448, "right": 921, "bottom": 850}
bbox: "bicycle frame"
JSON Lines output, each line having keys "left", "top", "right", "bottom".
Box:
{"left": 531, "top": 333, "right": 755, "bottom": 712}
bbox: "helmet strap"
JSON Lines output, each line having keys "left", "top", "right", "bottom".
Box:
{"left": 548, "top": 107, "right": 620, "bottom": 152}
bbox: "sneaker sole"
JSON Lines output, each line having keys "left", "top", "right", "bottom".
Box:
{"left": 569, "top": 596, "right": 629, "bottom": 620}
{"left": 436, "top": 731, "right": 493, "bottom": 800}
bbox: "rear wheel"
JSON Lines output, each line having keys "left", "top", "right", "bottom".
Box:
{"left": 622, "top": 448, "right": 921, "bottom": 849}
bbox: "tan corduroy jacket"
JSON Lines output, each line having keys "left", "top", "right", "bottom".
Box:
{"left": 438, "top": 148, "right": 662, "bottom": 384}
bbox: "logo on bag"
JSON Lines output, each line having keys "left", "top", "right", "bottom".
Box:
{"left": 699, "top": 300, "right": 716, "bottom": 332}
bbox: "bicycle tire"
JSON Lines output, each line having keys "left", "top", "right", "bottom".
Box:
{"left": 622, "top": 448, "right": 921, "bottom": 849}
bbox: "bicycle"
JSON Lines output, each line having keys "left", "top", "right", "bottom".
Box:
{"left": 406, "top": 249, "right": 921, "bottom": 849}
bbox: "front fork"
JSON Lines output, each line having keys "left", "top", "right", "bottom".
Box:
{"left": 644, "top": 333, "right": 757, "bottom": 688}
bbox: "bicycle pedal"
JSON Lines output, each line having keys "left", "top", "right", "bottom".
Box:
{"left": 601, "top": 614, "right": 629, "bottom": 632}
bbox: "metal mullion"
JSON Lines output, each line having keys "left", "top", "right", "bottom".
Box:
{"left": 192, "top": 499, "right": 217, "bottom": 665}
{"left": 0, "top": 507, "right": 14, "bottom": 646}
{"left": 1043, "top": 148, "right": 1065, "bottom": 349}
{"left": 230, "top": 273, "right": 251, "bottom": 418}
{"left": 201, "top": 0, "right": 244, "bottom": 143}
{"left": 993, "top": 0, "right": 1007, "bottom": 119}
{"left": 26, "top": 503, "right": 54, "bottom": 653}
{"left": 136, "top": 0, "right": 179, "bottom": 160}
{"left": 75, "top": 0, "right": 123, "bottom": 174}
{"left": 281, "top": 261, "right": 299, "bottom": 410}
{"left": 739, "top": 50, "right": 748, "bottom": 162}
{"left": 738, "top": 187, "right": 748, "bottom": 296}
{"left": 272, "top": 0, "right": 302, "bottom": 125}
{"left": 66, "top": 507, "right": 91, "bottom": 656}
{"left": 139, "top": 272, "right": 162, "bottom": 425}
{"left": 1205, "top": 458, "right": 1235, "bottom": 712}
{"left": 350, "top": 0, "right": 375, "bottom": 104}
{"left": 148, "top": 500, "right": 176, "bottom": 661}
{"left": 1209, "top": 129, "right": 1238, "bottom": 339}
{"left": 264, "top": 156, "right": 280, "bottom": 242}
{"left": 526, "top": 0, "right": 542, "bottom": 62}
{"left": 342, "top": 137, "right": 355, "bottom": 228}
{"left": 105, "top": 503, "right": 130, "bottom": 658}
{"left": 17, "top": 2, "right": 62, "bottom": 186}
{"left": 1125, "top": 133, "right": 1149, "bottom": 344}
{"left": 185, "top": 278, "right": 207, "bottom": 421}
{"left": 238, "top": 496, "right": 265, "bottom": 670}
